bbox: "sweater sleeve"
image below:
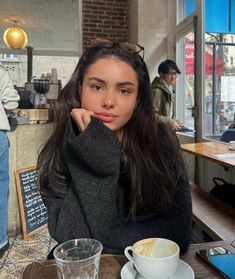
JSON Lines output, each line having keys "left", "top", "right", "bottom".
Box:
{"left": 44, "top": 117, "right": 121, "bottom": 244}
{"left": 0, "top": 66, "right": 19, "bottom": 110}
{"left": 44, "top": 183, "right": 92, "bottom": 243}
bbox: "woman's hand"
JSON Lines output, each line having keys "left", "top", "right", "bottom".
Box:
{"left": 71, "top": 108, "right": 95, "bottom": 132}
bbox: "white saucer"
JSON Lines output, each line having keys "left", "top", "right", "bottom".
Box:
{"left": 228, "top": 146, "right": 235, "bottom": 151}
{"left": 120, "top": 259, "right": 194, "bottom": 279}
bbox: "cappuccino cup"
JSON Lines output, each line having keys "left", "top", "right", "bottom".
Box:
{"left": 124, "top": 238, "right": 179, "bottom": 279}
{"left": 229, "top": 141, "right": 235, "bottom": 149}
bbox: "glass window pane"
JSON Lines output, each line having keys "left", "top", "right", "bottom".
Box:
{"left": 176, "top": 32, "right": 195, "bottom": 131}
{"left": 32, "top": 55, "right": 78, "bottom": 87}
{"left": 177, "top": 0, "right": 195, "bottom": 24}
{"left": 205, "top": 0, "right": 230, "bottom": 33}
{"left": 232, "top": 0, "right": 235, "bottom": 31}
{"left": 204, "top": 33, "right": 235, "bottom": 140}
{"left": 186, "top": 0, "right": 196, "bottom": 16}
{"left": 184, "top": 33, "right": 195, "bottom": 130}
{"left": 0, "top": 54, "right": 78, "bottom": 87}
{"left": 205, "top": 0, "right": 235, "bottom": 33}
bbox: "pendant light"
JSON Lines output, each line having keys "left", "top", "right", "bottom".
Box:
{"left": 3, "top": 20, "right": 28, "bottom": 49}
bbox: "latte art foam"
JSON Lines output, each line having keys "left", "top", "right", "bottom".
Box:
{"left": 134, "top": 239, "right": 178, "bottom": 258}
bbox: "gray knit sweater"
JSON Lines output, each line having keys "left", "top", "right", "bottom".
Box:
{"left": 44, "top": 117, "right": 192, "bottom": 254}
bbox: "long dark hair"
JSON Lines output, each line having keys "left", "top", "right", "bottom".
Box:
{"left": 37, "top": 39, "right": 184, "bottom": 216}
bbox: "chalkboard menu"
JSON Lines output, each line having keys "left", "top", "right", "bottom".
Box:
{"left": 15, "top": 165, "right": 48, "bottom": 239}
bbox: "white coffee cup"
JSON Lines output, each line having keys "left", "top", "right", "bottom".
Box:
{"left": 229, "top": 141, "right": 235, "bottom": 148}
{"left": 124, "top": 238, "right": 180, "bottom": 279}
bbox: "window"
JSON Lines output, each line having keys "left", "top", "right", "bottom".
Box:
{"left": 176, "top": 27, "right": 195, "bottom": 132}
{"left": 0, "top": 54, "right": 78, "bottom": 87}
{"left": 203, "top": 0, "right": 235, "bottom": 140}
{"left": 0, "top": 54, "right": 20, "bottom": 62}
{"left": 177, "top": 0, "right": 195, "bottom": 24}
{"left": 177, "top": 0, "right": 235, "bottom": 140}
{"left": 204, "top": 33, "right": 235, "bottom": 139}
{"left": 32, "top": 55, "right": 78, "bottom": 87}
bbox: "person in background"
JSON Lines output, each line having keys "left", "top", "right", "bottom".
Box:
{"left": 0, "top": 64, "right": 20, "bottom": 257}
{"left": 151, "top": 59, "right": 183, "bottom": 131}
{"left": 37, "top": 39, "right": 192, "bottom": 257}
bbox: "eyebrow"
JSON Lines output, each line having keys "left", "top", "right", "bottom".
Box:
{"left": 88, "top": 77, "right": 136, "bottom": 87}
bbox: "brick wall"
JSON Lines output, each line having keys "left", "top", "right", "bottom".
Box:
{"left": 82, "top": 0, "right": 129, "bottom": 49}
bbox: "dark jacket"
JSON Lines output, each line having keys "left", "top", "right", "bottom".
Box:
{"left": 43, "top": 117, "right": 192, "bottom": 254}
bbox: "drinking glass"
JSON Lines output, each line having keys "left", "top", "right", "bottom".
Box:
{"left": 53, "top": 238, "right": 103, "bottom": 279}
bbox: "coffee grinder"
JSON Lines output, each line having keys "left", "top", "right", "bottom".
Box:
{"left": 33, "top": 79, "right": 50, "bottom": 108}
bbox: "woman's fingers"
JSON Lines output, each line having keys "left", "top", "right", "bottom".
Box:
{"left": 71, "top": 108, "right": 95, "bottom": 132}
{"left": 81, "top": 111, "right": 92, "bottom": 129}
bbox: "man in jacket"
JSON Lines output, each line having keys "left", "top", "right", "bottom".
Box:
{"left": 152, "top": 59, "right": 183, "bottom": 131}
{"left": 0, "top": 64, "right": 19, "bottom": 257}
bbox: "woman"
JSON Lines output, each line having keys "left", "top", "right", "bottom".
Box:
{"left": 37, "top": 39, "right": 192, "bottom": 255}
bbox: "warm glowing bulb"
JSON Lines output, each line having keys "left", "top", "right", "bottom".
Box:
{"left": 3, "top": 27, "right": 28, "bottom": 49}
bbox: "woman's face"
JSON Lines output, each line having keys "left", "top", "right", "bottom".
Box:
{"left": 80, "top": 57, "right": 139, "bottom": 140}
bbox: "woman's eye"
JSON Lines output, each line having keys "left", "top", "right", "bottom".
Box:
{"left": 91, "top": 85, "right": 102, "bottom": 92}
{"left": 119, "top": 88, "right": 131, "bottom": 95}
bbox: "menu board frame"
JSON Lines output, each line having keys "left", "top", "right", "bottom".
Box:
{"left": 14, "top": 165, "right": 48, "bottom": 239}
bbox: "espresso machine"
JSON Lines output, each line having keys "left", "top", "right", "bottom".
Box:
{"left": 25, "top": 79, "right": 60, "bottom": 106}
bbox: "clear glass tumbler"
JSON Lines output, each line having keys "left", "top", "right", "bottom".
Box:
{"left": 53, "top": 238, "right": 103, "bottom": 279}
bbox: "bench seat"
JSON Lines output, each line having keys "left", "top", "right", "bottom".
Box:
{"left": 191, "top": 183, "right": 235, "bottom": 241}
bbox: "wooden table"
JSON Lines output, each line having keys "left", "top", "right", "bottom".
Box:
{"left": 22, "top": 241, "right": 235, "bottom": 279}
{"left": 181, "top": 141, "right": 235, "bottom": 168}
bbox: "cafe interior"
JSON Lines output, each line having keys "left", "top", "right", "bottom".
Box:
{"left": 0, "top": 0, "right": 235, "bottom": 278}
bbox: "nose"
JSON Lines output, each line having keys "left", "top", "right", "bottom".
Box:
{"left": 101, "top": 91, "right": 115, "bottom": 108}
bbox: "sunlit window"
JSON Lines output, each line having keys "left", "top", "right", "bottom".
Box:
{"left": 176, "top": 31, "right": 195, "bottom": 132}
{"left": 204, "top": 33, "right": 235, "bottom": 139}
{"left": 0, "top": 54, "right": 78, "bottom": 87}
{"left": 177, "top": 0, "right": 195, "bottom": 24}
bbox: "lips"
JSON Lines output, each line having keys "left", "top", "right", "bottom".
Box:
{"left": 95, "top": 112, "right": 117, "bottom": 123}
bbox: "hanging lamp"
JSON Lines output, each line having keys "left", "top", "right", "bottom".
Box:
{"left": 3, "top": 20, "right": 28, "bottom": 49}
